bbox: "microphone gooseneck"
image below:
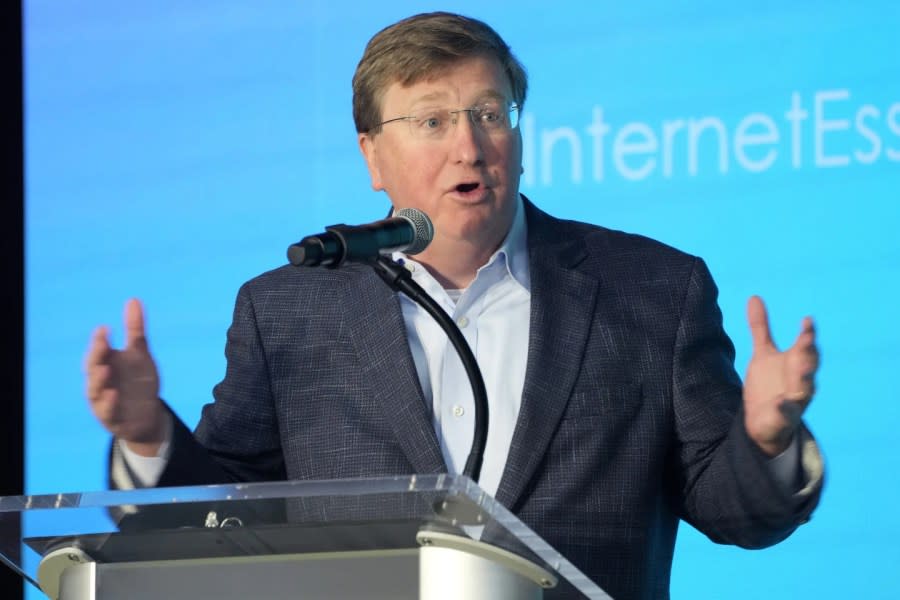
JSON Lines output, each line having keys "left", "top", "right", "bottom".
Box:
{"left": 370, "top": 255, "right": 489, "bottom": 483}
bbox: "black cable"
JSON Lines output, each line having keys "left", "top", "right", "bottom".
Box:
{"left": 371, "top": 256, "right": 489, "bottom": 483}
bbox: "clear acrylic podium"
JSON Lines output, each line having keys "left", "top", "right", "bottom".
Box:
{"left": 0, "top": 475, "right": 612, "bottom": 599}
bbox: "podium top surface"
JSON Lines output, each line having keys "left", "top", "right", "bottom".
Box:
{"left": 0, "top": 474, "right": 611, "bottom": 599}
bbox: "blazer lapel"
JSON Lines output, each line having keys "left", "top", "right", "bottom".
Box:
{"left": 341, "top": 266, "right": 447, "bottom": 475}
{"left": 495, "top": 204, "right": 599, "bottom": 510}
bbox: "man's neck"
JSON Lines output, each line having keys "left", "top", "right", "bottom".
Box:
{"left": 414, "top": 237, "right": 500, "bottom": 289}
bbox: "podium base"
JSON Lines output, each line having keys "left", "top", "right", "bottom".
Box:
{"left": 44, "top": 531, "right": 556, "bottom": 600}
{"left": 56, "top": 549, "right": 420, "bottom": 600}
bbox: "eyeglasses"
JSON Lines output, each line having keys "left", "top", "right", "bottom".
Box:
{"left": 372, "top": 101, "right": 520, "bottom": 139}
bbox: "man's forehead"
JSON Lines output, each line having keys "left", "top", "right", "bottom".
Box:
{"left": 382, "top": 59, "right": 511, "bottom": 107}
{"left": 402, "top": 88, "right": 506, "bottom": 105}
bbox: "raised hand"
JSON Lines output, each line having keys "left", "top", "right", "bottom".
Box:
{"left": 742, "top": 295, "right": 819, "bottom": 456}
{"left": 84, "top": 298, "right": 167, "bottom": 456}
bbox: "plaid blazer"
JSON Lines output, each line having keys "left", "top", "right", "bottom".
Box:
{"left": 153, "top": 199, "right": 822, "bottom": 600}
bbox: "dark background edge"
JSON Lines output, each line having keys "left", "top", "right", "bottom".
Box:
{"left": 2, "top": 0, "right": 26, "bottom": 597}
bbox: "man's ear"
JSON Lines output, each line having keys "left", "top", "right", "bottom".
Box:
{"left": 358, "top": 133, "right": 384, "bottom": 191}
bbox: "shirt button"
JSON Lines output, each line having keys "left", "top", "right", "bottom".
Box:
{"left": 452, "top": 405, "right": 465, "bottom": 417}
{"left": 457, "top": 316, "right": 469, "bottom": 328}
{"left": 405, "top": 262, "right": 416, "bottom": 272}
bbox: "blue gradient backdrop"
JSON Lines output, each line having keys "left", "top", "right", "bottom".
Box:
{"left": 24, "top": 2, "right": 900, "bottom": 598}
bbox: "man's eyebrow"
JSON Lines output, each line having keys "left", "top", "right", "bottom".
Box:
{"left": 408, "top": 91, "right": 449, "bottom": 107}
{"left": 408, "top": 89, "right": 508, "bottom": 110}
{"left": 473, "top": 90, "right": 507, "bottom": 103}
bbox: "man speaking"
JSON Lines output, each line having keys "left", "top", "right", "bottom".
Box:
{"left": 84, "top": 12, "right": 823, "bottom": 600}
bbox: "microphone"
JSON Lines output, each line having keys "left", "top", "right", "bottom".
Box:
{"left": 287, "top": 208, "right": 434, "bottom": 267}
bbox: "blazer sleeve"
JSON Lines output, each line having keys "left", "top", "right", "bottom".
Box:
{"left": 155, "top": 281, "right": 288, "bottom": 488}
{"left": 670, "top": 257, "right": 823, "bottom": 549}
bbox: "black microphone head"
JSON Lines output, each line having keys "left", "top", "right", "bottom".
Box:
{"left": 287, "top": 243, "right": 308, "bottom": 266}
{"left": 395, "top": 207, "right": 434, "bottom": 255}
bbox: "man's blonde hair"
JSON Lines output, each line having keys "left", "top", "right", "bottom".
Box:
{"left": 352, "top": 12, "right": 528, "bottom": 134}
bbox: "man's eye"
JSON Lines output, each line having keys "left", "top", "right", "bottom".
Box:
{"left": 480, "top": 110, "right": 501, "bottom": 123}
{"left": 419, "top": 116, "right": 443, "bottom": 129}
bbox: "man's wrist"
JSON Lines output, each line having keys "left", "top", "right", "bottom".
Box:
{"left": 122, "top": 409, "right": 172, "bottom": 457}
{"left": 745, "top": 417, "right": 796, "bottom": 458}
{"left": 753, "top": 435, "right": 792, "bottom": 458}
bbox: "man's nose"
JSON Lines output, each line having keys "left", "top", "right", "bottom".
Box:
{"left": 448, "top": 110, "right": 485, "bottom": 165}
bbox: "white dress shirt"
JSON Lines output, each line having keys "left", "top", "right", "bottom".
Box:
{"left": 392, "top": 195, "right": 530, "bottom": 498}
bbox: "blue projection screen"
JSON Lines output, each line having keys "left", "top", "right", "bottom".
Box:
{"left": 24, "top": 2, "right": 900, "bottom": 598}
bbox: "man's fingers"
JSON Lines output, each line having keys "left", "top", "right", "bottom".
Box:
{"left": 791, "top": 318, "right": 820, "bottom": 368}
{"left": 747, "top": 295, "right": 775, "bottom": 352}
{"left": 91, "top": 388, "right": 121, "bottom": 426}
{"left": 124, "top": 298, "right": 149, "bottom": 352}
{"left": 794, "top": 317, "right": 816, "bottom": 347}
{"left": 784, "top": 380, "right": 816, "bottom": 408}
{"left": 786, "top": 320, "right": 819, "bottom": 402}
{"left": 84, "top": 325, "right": 112, "bottom": 371}
{"left": 801, "top": 315, "right": 815, "bottom": 335}
{"left": 86, "top": 362, "right": 114, "bottom": 400}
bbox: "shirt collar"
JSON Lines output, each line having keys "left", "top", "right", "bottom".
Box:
{"left": 392, "top": 194, "right": 531, "bottom": 294}
{"left": 486, "top": 194, "right": 530, "bottom": 293}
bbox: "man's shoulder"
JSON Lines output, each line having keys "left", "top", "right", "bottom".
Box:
{"left": 238, "top": 261, "right": 374, "bottom": 298}
{"left": 525, "top": 200, "right": 698, "bottom": 271}
{"left": 227, "top": 262, "right": 383, "bottom": 326}
{"left": 567, "top": 217, "right": 692, "bottom": 257}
